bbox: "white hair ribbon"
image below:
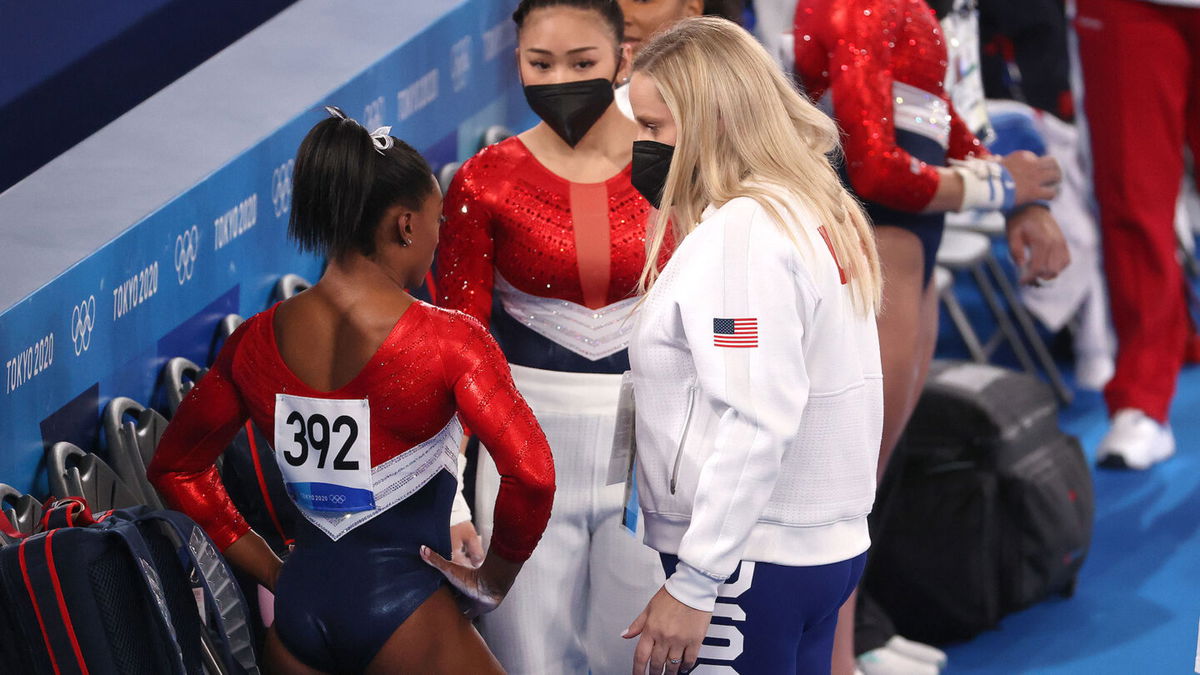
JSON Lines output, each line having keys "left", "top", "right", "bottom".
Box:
{"left": 369, "top": 126, "right": 394, "bottom": 155}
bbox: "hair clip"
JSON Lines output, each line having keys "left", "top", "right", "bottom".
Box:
{"left": 369, "top": 126, "right": 395, "bottom": 155}
{"left": 324, "top": 105, "right": 348, "bottom": 120}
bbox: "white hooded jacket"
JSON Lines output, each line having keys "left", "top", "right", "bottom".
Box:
{"left": 630, "top": 190, "right": 883, "bottom": 612}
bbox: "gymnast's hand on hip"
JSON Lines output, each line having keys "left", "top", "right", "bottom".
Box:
{"left": 420, "top": 544, "right": 522, "bottom": 618}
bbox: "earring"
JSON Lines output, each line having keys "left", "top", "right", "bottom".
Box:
{"left": 400, "top": 238, "right": 411, "bottom": 247}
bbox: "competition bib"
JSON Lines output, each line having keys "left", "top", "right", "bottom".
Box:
{"left": 274, "top": 394, "right": 375, "bottom": 514}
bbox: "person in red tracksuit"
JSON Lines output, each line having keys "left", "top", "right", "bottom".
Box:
{"left": 1076, "top": 0, "right": 1200, "bottom": 470}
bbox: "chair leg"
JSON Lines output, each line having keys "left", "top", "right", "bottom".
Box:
{"left": 985, "top": 256, "right": 1075, "bottom": 405}
{"left": 1179, "top": 232, "right": 1200, "bottom": 279}
{"left": 970, "top": 263, "right": 1038, "bottom": 375}
{"left": 940, "top": 284, "right": 988, "bottom": 363}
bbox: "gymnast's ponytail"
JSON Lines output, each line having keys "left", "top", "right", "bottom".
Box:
{"left": 289, "top": 106, "right": 434, "bottom": 259}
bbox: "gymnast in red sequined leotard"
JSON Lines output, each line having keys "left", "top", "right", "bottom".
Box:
{"left": 437, "top": 136, "right": 657, "bottom": 374}
{"left": 430, "top": 3, "right": 672, "bottom": 671}
{"left": 794, "top": 0, "right": 985, "bottom": 214}
{"left": 793, "top": 0, "right": 995, "bottom": 289}
{"left": 149, "top": 109, "right": 554, "bottom": 674}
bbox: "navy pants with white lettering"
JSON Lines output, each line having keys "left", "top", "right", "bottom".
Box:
{"left": 660, "top": 552, "right": 867, "bottom": 674}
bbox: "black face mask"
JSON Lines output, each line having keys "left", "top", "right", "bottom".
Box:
{"left": 523, "top": 78, "right": 615, "bottom": 147}
{"left": 631, "top": 140, "right": 675, "bottom": 209}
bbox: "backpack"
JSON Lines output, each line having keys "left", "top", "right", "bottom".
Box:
{"left": 0, "top": 498, "right": 259, "bottom": 674}
{"left": 864, "top": 360, "right": 1094, "bottom": 643}
{"left": 217, "top": 422, "right": 297, "bottom": 556}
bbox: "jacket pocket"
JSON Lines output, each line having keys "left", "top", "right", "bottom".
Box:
{"left": 670, "top": 386, "right": 699, "bottom": 495}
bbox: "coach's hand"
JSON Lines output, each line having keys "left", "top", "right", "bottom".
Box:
{"left": 625, "top": 586, "right": 712, "bottom": 674}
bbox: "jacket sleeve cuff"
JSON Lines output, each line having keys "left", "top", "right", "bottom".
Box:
{"left": 664, "top": 561, "right": 722, "bottom": 612}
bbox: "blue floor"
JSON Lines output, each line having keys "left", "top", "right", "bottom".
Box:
{"left": 943, "top": 369, "right": 1200, "bottom": 674}
{"left": 934, "top": 255, "right": 1200, "bottom": 674}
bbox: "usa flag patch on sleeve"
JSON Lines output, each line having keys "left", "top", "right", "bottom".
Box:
{"left": 713, "top": 318, "right": 758, "bottom": 348}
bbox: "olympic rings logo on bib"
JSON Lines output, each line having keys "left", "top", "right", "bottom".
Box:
{"left": 274, "top": 394, "right": 375, "bottom": 514}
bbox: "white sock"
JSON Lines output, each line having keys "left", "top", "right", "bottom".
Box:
{"left": 886, "top": 635, "right": 948, "bottom": 668}
{"left": 857, "top": 647, "right": 941, "bottom": 675}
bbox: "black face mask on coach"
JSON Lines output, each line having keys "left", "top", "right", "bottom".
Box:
{"left": 630, "top": 140, "right": 675, "bottom": 210}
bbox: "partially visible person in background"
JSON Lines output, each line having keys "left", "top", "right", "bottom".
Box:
{"left": 1075, "top": 0, "right": 1200, "bottom": 469}
{"left": 615, "top": 0, "right": 743, "bottom": 118}
{"left": 751, "top": 0, "right": 800, "bottom": 68}
{"left": 945, "top": 0, "right": 1115, "bottom": 390}
{"left": 704, "top": 0, "right": 746, "bottom": 20}
{"left": 794, "top": 1, "right": 1071, "bottom": 673}
{"left": 977, "top": 0, "right": 1074, "bottom": 122}
{"left": 982, "top": 99, "right": 1116, "bottom": 391}
{"left": 940, "top": 0, "right": 1108, "bottom": 391}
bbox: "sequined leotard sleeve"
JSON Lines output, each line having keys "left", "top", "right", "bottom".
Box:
{"left": 947, "top": 104, "right": 983, "bottom": 161}
{"left": 148, "top": 324, "right": 253, "bottom": 551}
{"left": 794, "top": 0, "right": 986, "bottom": 212}
{"left": 435, "top": 311, "right": 555, "bottom": 561}
{"left": 438, "top": 162, "right": 497, "bottom": 326}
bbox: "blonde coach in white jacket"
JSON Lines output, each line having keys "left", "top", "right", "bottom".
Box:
{"left": 621, "top": 18, "right": 884, "bottom": 675}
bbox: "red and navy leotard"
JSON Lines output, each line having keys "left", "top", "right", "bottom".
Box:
{"left": 436, "top": 137, "right": 665, "bottom": 374}
{"left": 794, "top": 0, "right": 987, "bottom": 212}
{"left": 795, "top": 0, "right": 990, "bottom": 283}
{"left": 148, "top": 301, "right": 554, "bottom": 672}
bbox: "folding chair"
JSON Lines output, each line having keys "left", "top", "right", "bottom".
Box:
{"left": 936, "top": 228, "right": 1073, "bottom": 404}
{"left": 0, "top": 484, "right": 42, "bottom": 539}
{"left": 103, "top": 397, "right": 168, "bottom": 509}
{"left": 161, "top": 356, "right": 207, "bottom": 417}
{"left": 46, "top": 442, "right": 142, "bottom": 512}
{"left": 482, "top": 125, "right": 514, "bottom": 148}
{"left": 273, "top": 274, "right": 311, "bottom": 302}
{"left": 438, "top": 161, "right": 462, "bottom": 194}
{"left": 934, "top": 265, "right": 987, "bottom": 364}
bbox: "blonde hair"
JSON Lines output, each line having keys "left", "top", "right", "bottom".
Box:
{"left": 634, "top": 16, "right": 882, "bottom": 314}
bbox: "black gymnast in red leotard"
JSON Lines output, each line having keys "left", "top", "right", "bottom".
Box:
{"left": 149, "top": 108, "right": 554, "bottom": 674}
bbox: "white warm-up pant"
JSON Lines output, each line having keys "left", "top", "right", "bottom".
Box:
{"left": 474, "top": 365, "right": 665, "bottom": 675}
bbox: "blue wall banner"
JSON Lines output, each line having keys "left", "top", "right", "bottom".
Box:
{"left": 0, "top": 0, "right": 534, "bottom": 495}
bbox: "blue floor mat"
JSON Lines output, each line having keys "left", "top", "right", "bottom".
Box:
{"left": 931, "top": 246, "right": 1200, "bottom": 674}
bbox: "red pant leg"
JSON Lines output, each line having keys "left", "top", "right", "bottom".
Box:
{"left": 1076, "top": 0, "right": 1194, "bottom": 422}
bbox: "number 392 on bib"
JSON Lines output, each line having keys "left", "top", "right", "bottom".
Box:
{"left": 274, "top": 394, "right": 374, "bottom": 513}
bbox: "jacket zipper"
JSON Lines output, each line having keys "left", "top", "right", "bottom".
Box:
{"left": 670, "top": 386, "right": 698, "bottom": 495}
